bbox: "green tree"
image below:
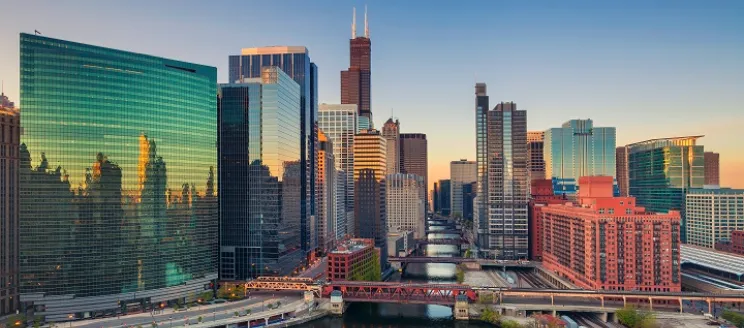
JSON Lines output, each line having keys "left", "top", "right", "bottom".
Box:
{"left": 5, "top": 314, "right": 27, "bottom": 328}
{"left": 276, "top": 301, "right": 281, "bottom": 307}
{"left": 245, "top": 309, "right": 252, "bottom": 316}
{"left": 455, "top": 265, "right": 465, "bottom": 284}
{"left": 478, "top": 293, "right": 494, "bottom": 304}
{"left": 616, "top": 306, "right": 656, "bottom": 328}
{"left": 479, "top": 307, "right": 501, "bottom": 324}
{"left": 200, "top": 291, "right": 214, "bottom": 302}
{"left": 723, "top": 311, "right": 744, "bottom": 328}
{"left": 234, "top": 311, "right": 239, "bottom": 317}
{"left": 464, "top": 249, "right": 472, "bottom": 258}
{"left": 198, "top": 316, "right": 203, "bottom": 323}
{"left": 173, "top": 303, "right": 180, "bottom": 311}
{"left": 501, "top": 319, "right": 524, "bottom": 328}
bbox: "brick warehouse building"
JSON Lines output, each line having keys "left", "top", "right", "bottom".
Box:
{"left": 326, "top": 238, "right": 380, "bottom": 281}
{"left": 542, "top": 176, "right": 681, "bottom": 292}
{"left": 529, "top": 179, "right": 566, "bottom": 261}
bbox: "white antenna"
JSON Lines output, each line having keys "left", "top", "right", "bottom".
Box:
{"left": 364, "top": 5, "right": 369, "bottom": 38}
{"left": 352, "top": 7, "right": 357, "bottom": 38}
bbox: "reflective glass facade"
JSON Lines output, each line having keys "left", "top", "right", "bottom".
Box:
{"left": 544, "top": 119, "right": 616, "bottom": 196}
{"left": 218, "top": 67, "right": 302, "bottom": 279}
{"left": 0, "top": 99, "right": 19, "bottom": 316}
{"left": 19, "top": 34, "right": 217, "bottom": 320}
{"left": 474, "top": 83, "right": 489, "bottom": 249}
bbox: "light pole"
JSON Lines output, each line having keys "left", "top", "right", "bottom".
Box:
{"left": 68, "top": 314, "right": 74, "bottom": 327}
{"left": 212, "top": 309, "right": 215, "bottom": 322}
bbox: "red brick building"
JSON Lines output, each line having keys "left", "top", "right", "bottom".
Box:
{"left": 327, "top": 238, "right": 380, "bottom": 281}
{"left": 529, "top": 179, "right": 566, "bottom": 261}
{"left": 542, "top": 176, "right": 681, "bottom": 292}
{"left": 731, "top": 231, "right": 744, "bottom": 255}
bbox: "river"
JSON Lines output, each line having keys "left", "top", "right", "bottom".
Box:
{"left": 295, "top": 222, "right": 492, "bottom": 327}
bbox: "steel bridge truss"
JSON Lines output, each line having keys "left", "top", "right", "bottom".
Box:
{"left": 323, "top": 283, "right": 477, "bottom": 305}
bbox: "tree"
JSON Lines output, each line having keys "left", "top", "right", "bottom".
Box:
{"left": 276, "top": 301, "right": 281, "bottom": 307}
{"left": 200, "top": 291, "right": 214, "bottom": 303}
{"left": 6, "top": 314, "right": 27, "bottom": 328}
{"left": 478, "top": 293, "right": 494, "bottom": 304}
{"left": 616, "top": 306, "right": 656, "bottom": 328}
{"left": 173, "top": 303, "right": 180, "bottom": 311}
{"left": 267, "top": 304, "right": 274, "bottom": 310}
{"left": 501, "top": 319, "right": 524, "bottom": 328}
{"left": 464, "top": 249, "right": 472, "bottom": 258}
{"left": 723, "top": 311, "right": 744, "bottom": 328}
{"left": 245, "top": 309, "right": 252, "bottom": 316}
{"left": 198, "top": 316, "right": 203, "bottom": 323}
{"left": 479, "top": 307, "right": 501, "bottom": 324}
{"left": 455, "top": 265, "right": 465, "bottom": 284}
{"left": 234, "top": 311, "right": 239, "bottom": 317}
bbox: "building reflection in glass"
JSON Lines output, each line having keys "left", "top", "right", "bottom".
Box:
{"left": 218, "top": 66, "right": 302, "bottom": 279}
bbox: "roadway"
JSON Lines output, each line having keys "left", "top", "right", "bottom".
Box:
{"left": 299, "top": 257, "right": 327, "bottom": 280}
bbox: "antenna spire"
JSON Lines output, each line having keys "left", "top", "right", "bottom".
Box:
{"left": 364, "top": 5, "right": 369, "bottom": 38}
{"left": 352, "top": 7, "right": 357, "bottom": 38}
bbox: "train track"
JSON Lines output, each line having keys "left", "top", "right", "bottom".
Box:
{"left": 573, "top": 313, "right": 610, "bottom": 328}
{"left": 514, "top": 270, "right": 553, "bottom": 289}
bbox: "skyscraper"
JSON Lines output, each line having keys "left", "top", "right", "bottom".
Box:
{"left": 353, "top": 130, "right": 387, "bottom": 266}
{"left": 20, "top": 34, "right": 218, "bottom": 320}
{"left": 433, "top": 182, "right": 440, "bottom": 214}
{"left": 616, "top": 146, "right": 629, "bottom": 196}
{"left": 484, "top": 102, "right": 529, "bottom": 259}
{"left": 544, "top": 119, "right": 616, "bottom": 196}
{"left": 0, "top": 92, "right": 19, "bottom": 316}
{"left": 474, "top": 83, "right": 489, "bottom": 251}
{"left": 626, "top": 136, "right": 705, "bottom": 242}
{"left": 438, "top": 179, "right": 452, "bottom": 216}
{"left": 317, "top": 129, "right": 338, "bottom": 252}
{"left": 687, "top": 188, "right": 744, "bottom": 249}
{"left": 318, "top": 104, "right": 358, "bottom": 237}
{"left": 341, "top": 7, "right": 372, "bottom": 122}
{"left": 527, "top": 131, "right": 546, "bottom": 181}
{"left": 219, "top": 68, "right": 302, "bottom": 279}
{"left": 399, "top": 133, "right": 428, "bottom": 208}
{"left": 450, "top": 160, "right": 476, "bottom": 219}
{"left": 382, "top": 118, "right": 400, "bottom": 175}
{"left": 229, "top": 46, "right": 318, "bottom": 258}
{"left": 386, "top": 173, "right": 426, "bottom": 239}
{"left": 704, "top": 152, "right": 720, "bottom": 186}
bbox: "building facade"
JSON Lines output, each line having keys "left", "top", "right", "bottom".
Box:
{"left": 462, "top": 182, "right": 476, "bottom": 222}
{"left": 219, "top": 69, "right": 302, "bottom": 279}
{"left": 627, "top": 136, "right": 705, "bottom": 242}
{"left": 318, "top": 104, "right": 357, "bottom": 237}
{"left": 0, "top": 93, "right": 19, "bottom": 316}
{"left": 229, "top": 46, "right": 318, "bottom": 258}
{"left": 483, "top": 102, "right": 529, "bottom": 259}
{"left": 616, "top": 146, "right": 629, "bottom": 196}
{"left": 353, "top": 129, "right": 387, "bottom": 265}
{"left": 438, "top": 179, "right": 451, "bottom": 216}
{"left": 399, "top": 133, "right": 428, "bottom": 208}
{"left": 542, "top": 177, "right": 681, "bottom": 292}
{"left": 317, "top": 130, "right": 338, "bottom": 252}
{"left": 326, "top": 239, "right": 380, "bottom": 281}
{"left": 732, "top": 231, "right": 744, "bottom": 255}
{"left": 381, "top": 118, "right": 400, "bottom": 175}
{"left": 527, "top": 131, "right": 546, "bottom": 181}
{"left": 341, "top": 7, "right": 372, "bottom": 122}
{"left": 686, "top": 188, "right": 744, "bottom": 249}
{"left": 528, "top": 179, "right": 566, "bottom": 261}
{"left": 474, "top": 84, "right": 489, "bottom": 247}
{"left": 386, "top": 173, "right": 426, "bottom": 239}
{"left": 544, "top": 119, "right": 616, "bottom": 196}
{"left": 335, "top": 170, "right": 348, "bottom": 241}
{"left": 450, "top": 160, "right": 477, "bottom": 219}
{"left": 20, "top": 34, "right": 218, "bottom": 320}
{"left": 704, "top": 152, "right": 720, "bottom": 186}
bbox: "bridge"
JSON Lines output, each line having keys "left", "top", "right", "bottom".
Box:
{"left": 416, "top": 238, "right": 468, "bottom": 246}
{"left": 388, "top": 256, "right": 475, "bottom": 264}
{"left": 322, "top": 281, "right": 477, "bottom": 305}
{"left": 424, "top": 229, "right": 462, "bottom": 235}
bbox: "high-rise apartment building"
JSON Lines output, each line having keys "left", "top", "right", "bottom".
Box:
{"left": 544, "top": 119, "right": 616, "bottom": 196}
{"left": 353, "top": 129, "right": 387, "bottom": 184}
{"left": 318, "top": 104, "right": 358, "bottom": 237}
{"left": 542, "top": 177, "right": 681, "bottom": 292}
{"left": 433, "top": 182, "right": 440, "bottom": 214}
{"left": 474, "top": 83, "right": 489, "bottom": 251}
{"left": 335, "top": 170, "right": 348, "bottom": 240}
{"left": 483, "top": 102, "right": 529, "bottom": 259}
{"left": 386, "top": 173, "right": 426, "bottom": 239}
{"left": 399, "top": 133, "right": 428, "bottom": 208}
{"left": 704, "top": 152, "right": 720, "bottom": 186}
{"left": 0, "top": 93, "right": 19, "bottom": 316}
{"left": 20, "top": 34, "right": 218, "bottom": 320}
{"left": 686, "top": 188, "right": 744, "bottom": 249}
{"left": 382, "top": 118, "right": 400, "bottom": 175}
{"left": 627, "top": 136, "right": 705, "bottom": 242}
{"left": 317, "top": 130, "right": 338, "bottom": 252}
{"left": 462, "top": 182, "right": 476, "bottom": 222}
{"left": 438, "top": 179, "right": 452, "bottom": 216}
{"left": 528, "top": 179, "right": 565, "bottom": 261}
{"left": 229, "top": 46, "right": 318, "bottom": 258}
{"left": 353, "top": 129, "right": 387, "bottom": 266}
{"left": 341, "top": 7, "right": 372, "bottom": 122}
{"left": 616, "top": 146, "right": 629, "bottom": 196}
{"left": 450, "top": 160, "right": 476, "bottom": 219}
{"left": 527, "top": 131, "right": 546, "bottom": 181}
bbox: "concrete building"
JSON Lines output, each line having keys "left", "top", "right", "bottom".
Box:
{"left": 399, "top": 133, "right": 428, "bottom": 208}
{"left": 527, "top": 131, "right": 546, "bottom": 181}
{"left": 616, "top": 146, "right": 629, "bottom": 196}
{"left": 387, "top": 231, "right": 415, "bottom": 257}
{"left": 462, "top": 182, "right": 476, "bottom": 222}
{"left": 481, "top": 102, "right": 529, "bottom": 259}
{"left": 437, "top": 179, "right": 451, "bottom": 216}
{"left": 353, "top": 129, "right": 387, "bottom": 267}
{"left": 317, "top": 130, "right": 338, "bottom": 252}
{"left": 450, "top": 160, "right": 476, "bottom": 219}
{"left": 335, "top": 170, "right": 348, "bottom": 241}
{"left": 704, "top": 152, "right": 720, "bottom": 186}
{"left": 327, "top": 238, "right": 380, "bottom": 281}
{"left": 544, "top": 119, "right": 616, "bottom": 197}
{"left": 733, "top": 231, "right": 744, "bottom": 255}
{"left": 0, "top": 92, "right": 19, "bottom": 316}
{"left": 626, "top": 136, "right": 705, "bottom": 242}
{"left": 474, "top": 83, "right": 489, "bottom": 257}
{"left": 386, "top": 173, "right": 426, "bottom": 239}
{"left": 433, "top": 182, "right": 440, "bottom": 215}
{"left": 381, "top": 118, "right": 400, "bottom": 175}
{"left": 318, "top": 103, "right": 357, "bottom": 237}
{"left": 528, "top": 179, "right": 566, "bottom": 261}
{"left": 686, "top": 188, "right": 744, "bottom": 249}
{"left": 542, "top": 176, "right": 681, "bottom": 292}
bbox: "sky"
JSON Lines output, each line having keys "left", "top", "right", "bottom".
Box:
{"left": 1, "top": 0, "right": 743, "bottom": 191}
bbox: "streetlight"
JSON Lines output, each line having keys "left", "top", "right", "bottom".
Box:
{"left": 68, "top": 314, "right": 74, "bottom": 327}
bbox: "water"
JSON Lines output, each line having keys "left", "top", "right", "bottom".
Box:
{"left": 295, "top": 221, "right": 492, "bottom": 327}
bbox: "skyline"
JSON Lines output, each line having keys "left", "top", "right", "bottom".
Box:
{"left": 1, "top": 0, "right": 743, "bottom": 190}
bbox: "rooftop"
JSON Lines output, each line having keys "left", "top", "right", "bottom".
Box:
{"left": 681, "top": 244, "right": 744, "bottom": 277}
{"left": 330, "top": 239, "right": 374, "bottom": 255}
{"left": 240, "top": 46, "right": 308, "bottom": 55}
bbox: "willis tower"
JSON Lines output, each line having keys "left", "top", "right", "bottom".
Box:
{"left": 341, "top": 6, "right": 372, "bottom": 128}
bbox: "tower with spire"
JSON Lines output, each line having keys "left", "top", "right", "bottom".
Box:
{"left": 341, "top": 6, "right": 372, "bottom": 125}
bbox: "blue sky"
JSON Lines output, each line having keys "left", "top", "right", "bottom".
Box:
{"left": 2, "top": 0, "right": 743, "bottom": 188}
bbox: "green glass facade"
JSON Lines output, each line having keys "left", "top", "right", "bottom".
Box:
{"left": 627, "top": 136, "right": 704, "bottom": 242}
{"left": 19, "top": 34, "right": 218, "bottom": 320}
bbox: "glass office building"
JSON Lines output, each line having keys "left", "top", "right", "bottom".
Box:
{"left": 19, "top": 34, "right": 218, "bottom": 320}
{"left": 219, "top": 67, "right": 302, "bottom": 279}
{"left": 544, "top": 119, "right": 616, "bottom": 196}
{"left": 627, "top": 136, "right": 705, "bottom": 242}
